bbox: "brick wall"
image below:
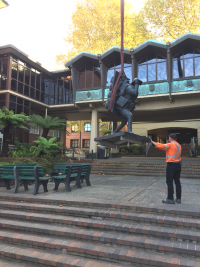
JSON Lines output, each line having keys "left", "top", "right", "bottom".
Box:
{"left": 66, "top": 127, "right": 90, "bottom": 149}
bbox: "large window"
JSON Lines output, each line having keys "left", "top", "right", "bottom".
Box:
{"left": 29, "top": 126, "right": 39, "bottom": 135}
{"left": 0, "top": 55, "right": 8, "bottom": 90}
{"left": 9, "top": 94, "right": 30, "bottom": 115}
{"left": 71, "top": 139, "right": 79, "bottom": 148}
{"left": 173, "top": 48, "right": 200, "bottom": 79}
{"left": 78, "top": 66, "right": 101, "bottom": 90}
{"left": 11, "top": 59, "right": 42, "bottom": 101}
{"left": 83, "top": 139, "right": 90, "bottom": 148}
{"left": 138, "top": 54, "right": 167, "bottom": 83}
{"left": 11, "top": 57, "right": 73, "bottom": 105}
{"left": 71, "top": 124, "right": 79, "bottom": 133}
{"left": 48, "top": 129, "right": 60, "bottom": 137}
{"left": 107, "top": 63, "right": 132, "bottom": 86}
{"left": 84, "top": 123, "right": 91, "bottom": 132}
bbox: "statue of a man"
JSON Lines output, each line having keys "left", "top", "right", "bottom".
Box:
{"left": 105, "top": 72, "right": 142, "bottom": 133}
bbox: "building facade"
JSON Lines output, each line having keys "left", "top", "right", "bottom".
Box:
{"left": 0, "top": 33, "right": 200, "bottom": 151}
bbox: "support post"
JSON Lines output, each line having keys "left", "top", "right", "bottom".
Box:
{"left": 71, "top": 65, "right": 78, "bottom": 105}
{"left": 89, "top": 108, "right": 98, "bottom": 153}
{"left": 99, "top": 57, "right": 107, "bottom": 103}
{"left": 131, "top": 52, "right": 137, "bottom": 81}
{"left": 167, "top": 43, "right": 172, "bottom": 99}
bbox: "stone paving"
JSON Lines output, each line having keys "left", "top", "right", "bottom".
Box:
{"left": 1, "top": 172, "right": 200, "bottom": 209}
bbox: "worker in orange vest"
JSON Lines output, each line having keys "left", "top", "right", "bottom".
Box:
{"left": 151, "top": 133, "right": 182, "bottom": 204}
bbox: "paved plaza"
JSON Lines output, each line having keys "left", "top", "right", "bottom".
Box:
{"left": 1, "top": 172, "right": 200, "bottom": 209}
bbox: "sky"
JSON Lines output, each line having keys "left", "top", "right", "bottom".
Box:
{"left": 0, "top": 0, "right": 146, "bottom": 71}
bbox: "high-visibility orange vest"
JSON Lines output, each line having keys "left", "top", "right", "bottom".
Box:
{"left": 155, "top": 141, "right": 182, "bottom": 163}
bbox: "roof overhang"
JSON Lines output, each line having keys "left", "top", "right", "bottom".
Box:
{"left": 170, "top": 32, "right": 200, "bottom": 57}
{"left": 134, "top": 40, "right": 167, "bottom": 62}
{"left": 101, "top": 47, "right": 131, "bottom": 68}
{"left": 0, "top": 45, "right": 71, "bottom": 77}
{"left": 64, "top": 52, "right": 99, "bottom": 71}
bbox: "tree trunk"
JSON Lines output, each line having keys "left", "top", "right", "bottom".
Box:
{"left": 42, "top": 128, "right": 49, "bottom": 138}
{"left": 2, "top": 126, "right": 10, "bottom": 157}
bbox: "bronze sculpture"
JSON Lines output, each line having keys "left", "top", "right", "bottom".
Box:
{"left": 105, "top": 71, "right": 142, "bottom": 133}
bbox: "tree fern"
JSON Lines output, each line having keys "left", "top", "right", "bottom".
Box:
{"left": 29, "top": 114, "right": 69, "bottom": 138}
{"left": 0, "top": 107, "right": 30, "bottom": 156}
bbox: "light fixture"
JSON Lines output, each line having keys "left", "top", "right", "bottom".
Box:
{"left": 166, "top": 41, "right": 171, "bottom": 46}
{"left": 97, "top": 54, "right": 101, "bottom": 58}
{"left": 130, "top": 48, "right": 134, "bottom": 52}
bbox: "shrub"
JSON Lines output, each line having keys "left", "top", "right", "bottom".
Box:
{"left": 9, "top": 138, "right": 36, "bottom": 158}
{"left": 136, "top": 145, "right": 145, "bottom": 154}
{"left": 197, "top": 146, "right": 200, "bottom": 155}
{"left": 119, "top": 144, "right": 145, "bottom": 155}
{"left": 36, "top": 154, "right": 66, "bottom": 173}
{"left": 33, "top": 136, "right": 62, "bottom": 157}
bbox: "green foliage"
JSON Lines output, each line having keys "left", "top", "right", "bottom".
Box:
{"left": 36, "top": 154, "right": 66, "bottom": 173}
{"left": 33, "top": 136, "right": 62, "bottom": 157}
{"left": 0, "top": 107, "right": 30, "bottom": 157}
{"left": 137, "top": 145, "right": 145, "bottom": 154}
{"left": 141, "top": 0, "right": 200, "bottom": 41}
{"left": 119, "top": 144, "right": 145, "bottom": 155}
{"left": 9, "top": 138, "right": 36, "bottom": 158}
{"left": 29, "top": 114, "right": 69, "bottom": 138}
{"left": 101, "top": 130, "right": 112, "bottom": 136}
{"left": 0, "top": 107, "right": 30, "bottom": 130}
{"left": 21, "top": 158, "right": 36, "bottom": 164}
{"left": 12, "top": 160, "right": 21, "bottom": 165}
{"left": 0, "top": 162, "right": 10, "bottom": 166}
{"left": 197, "top": 146, "right": 200, "bottom": 155}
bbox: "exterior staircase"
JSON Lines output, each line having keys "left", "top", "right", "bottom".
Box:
{"left": 91, "top": 161, "right": 200, "bottom": 178}
{"left": 0, "top": 195, "right": 200, "bottom": 266}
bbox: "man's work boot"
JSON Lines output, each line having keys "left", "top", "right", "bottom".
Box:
{"left": 176, "top": 199, "right": 181, "bottom": 204}
{"left": 162, "top": 199, "right": 175, "bottom": 204}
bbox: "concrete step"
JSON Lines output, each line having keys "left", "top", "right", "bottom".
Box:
{"left": 91, "top": 167, "right": 200, "bottom": 174}
{"left": 91, "top": 170, "right": 200, "bottom": 178}
{"left": 0, "top": 196, "right": 199, "bottom": 218}
{"left": 1, "top": 200, "right": 200, "bottom": 222}
{"left": 0, "top": 229, "right": 199, "bottom": 261}
{"left": 1, "top": 208, "right": 200, "bottom": 234}
{"left": 0, "top": 256, "right": 42, "bottom": 267}
{"left": 0, "top": 210, "right": 200, "bottom": 244}
{"left": 0, "top": 197, "right": 200, "bottom": 266}
{"left": 0, "top": 243, "right": 118, "bottom": 267}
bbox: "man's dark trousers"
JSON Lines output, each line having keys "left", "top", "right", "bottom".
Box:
{"left": 166, "top": 162, "right": 181, "bottom": 200}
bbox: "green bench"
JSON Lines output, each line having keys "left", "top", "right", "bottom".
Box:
{"left": 52, "top": 163, "right": 91, "bottom": 192}
{"left": 0, "top": 165, "right": 51, "bottom": 195}
{"left": 0, "top": 164, "right": 36, "bottom": 190}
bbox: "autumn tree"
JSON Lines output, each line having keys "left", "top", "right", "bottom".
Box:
{"left": 69, "top": 120, "right": 88, "bottom": 149}
{"left": 141, "top": 0, "right": 200, "bottom": 41}
{"left": 56, "top": 0, "right": 153, "bottom": 66}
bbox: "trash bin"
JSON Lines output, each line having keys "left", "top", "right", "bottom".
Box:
{"left": 98, "top": 146, "right": 105, "bottom": 159}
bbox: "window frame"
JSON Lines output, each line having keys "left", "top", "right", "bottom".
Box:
{"left": 83, "top": 139, "right": 90, "bottom": 148}
{"left": 172, "top": 48, "right": 200, "bottom": 80}
{"left": 71, "top": 139, "right": 79, "bottom": 148}
{"left": 84, "top": 123, "right": 91, "bottom": 132}
{"left": 29, "top": 126, "right": 39, "bottom": 135}
{"left": 137, "top": 55, "right": 167, "bottom": 84}
{"left": 107, "top": 63, "right": 132, "bottom": 86}
{"left": 10, "top": 56, "right": 73, "bottom": 105}
{"left": 78, "top": 66, "right": 101, "bottom": 90}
